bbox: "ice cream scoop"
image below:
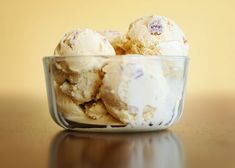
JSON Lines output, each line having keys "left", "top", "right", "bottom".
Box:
{"left": 55, "top": 85, "right": 122, "bottom": 125}
{"left": 52, "top": 29, "right": 118, "bottom": 125}
{"left": 53, "top": 29, "right": 115, "bottom": 77}
{"left": 126, "top": 15, "right": 189, "bottom": 56}
{"left": 52, "top": 29, "right": 115, "bottom": 102}
{"left": 54, "top": 29, "right": 115, "bottom": 56}
{"left": 100, "top": 56, "right": 169, "bottom": 126}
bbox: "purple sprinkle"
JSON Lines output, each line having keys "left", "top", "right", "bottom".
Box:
{"left": 133, "top": 69, "right": 144, "bottom": 79}
{"left": 103, "top": 37, "right": 107, "bottom": 41}
{"left": 148, "top": 18, "right": 163, "bottom": 35}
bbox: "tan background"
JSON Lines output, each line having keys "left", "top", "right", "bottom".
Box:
{"left": 1, "top": 0, "right": 235, "bottom": 97}
{"left": 1, "top": 1, "right": 235, "bottom": 167}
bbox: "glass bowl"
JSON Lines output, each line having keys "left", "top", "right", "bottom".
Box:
{"left": 43, "top": 55, "right": 189, "bottom": 132}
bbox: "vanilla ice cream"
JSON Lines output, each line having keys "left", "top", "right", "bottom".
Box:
{"left": 53, "top": 29, "right": 115, "bottom": 103}
{"left": 55, "top": 84, "right": 122, "bottom": 125}
{"left": 100, "top": 56, "right": 170, "bottom": 126}
{"left": 51, "top": 29, "right": 120, "bottom": 125}
{"left": 126, "top": 15, "right": 189, "bottom": 56}
{"left": 54, "top": 29, "right": 115, "bottom": 56}
{"left": 100, "top": 30, "right": 128, "bottom": 55}
{"left": 44, "top": 15, "right": 189, "bottom": 130}
{"left": 52, "top": 29, "right": 115, "bottom": 86}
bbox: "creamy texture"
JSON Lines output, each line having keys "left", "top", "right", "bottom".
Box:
{"left": 54, "top": 29, "right": 115, "bottom": 56}
{"left": 59, "top": 70, "right": 102, "bottom": 104}
{"left": 55, "top": 84, "right": 84, "bottom": 116}
{"left": 100, "top": 30, "right": 124, "bottom": 43}
{"left": 126, "top": 15, "right": 189, "bottom": 56}
{"left": 118, "top": 57, "right": 168, "bottom": 111}
{"left": 52, "top": 29, "right": 115, "bottom": 104}
{"left": 52, "top": 29, "right": 121, "bottom": 125}
{"left": 100, "top": 56, "right": 169, "bottom": 125}
{"left": 157, "top": 41, "right": 188, "bottom": 56}
{"left": 54, "top": 76, "right": 123, "bottom": 125}
{"left": 100, "top": 30, "right": 128, "bottom": 55}
{"left": 54, "top": 29, "right": 115, "bottom": 73}
{"left": 50, "top": 15, "right": 188, "bottom": 128}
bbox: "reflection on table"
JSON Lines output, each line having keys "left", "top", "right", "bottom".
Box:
{"left": 49, "top": 130, "right": 184, "bottom": 168}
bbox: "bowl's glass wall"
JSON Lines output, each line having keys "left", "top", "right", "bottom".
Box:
{"left": 43, "top": 55, "right": 189, "bottom": 132}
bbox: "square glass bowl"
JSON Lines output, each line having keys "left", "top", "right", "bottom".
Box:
{"left": 43, "top": 55, "right": 189, "bottom": 132}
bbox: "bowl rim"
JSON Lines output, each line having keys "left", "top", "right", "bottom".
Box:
{"left": 43, "top": 55, "right": 189, "bottom": 60}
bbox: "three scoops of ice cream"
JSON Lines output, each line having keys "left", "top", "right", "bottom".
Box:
{"left": 51, "top": 15, "right": 189, "bottom": 127}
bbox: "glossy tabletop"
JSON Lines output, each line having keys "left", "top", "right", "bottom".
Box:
{"left": 0, "top": 93, "right": 235, "bottom": 168}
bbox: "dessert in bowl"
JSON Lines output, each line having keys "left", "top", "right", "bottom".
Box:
{"left": 43, "top": 15, "right": 189, "bottom": 131}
